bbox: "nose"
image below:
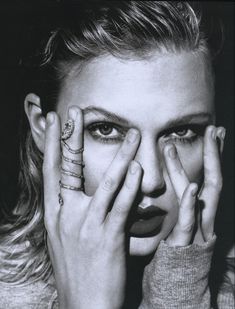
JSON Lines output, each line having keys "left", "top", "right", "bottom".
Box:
{"left": 135, "top": 139, "right": 165, "bottom": 196}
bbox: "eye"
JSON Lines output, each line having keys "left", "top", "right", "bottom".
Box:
{"left": 87, "top": 122, "right": 126, "bottom": 143}
{"left": 163, "top": 125, "right": 205, "bottom": 145}
{"left": 170, "top": 128, "right": 196, "bottom": 138}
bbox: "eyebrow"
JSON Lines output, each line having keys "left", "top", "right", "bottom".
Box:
{"left": 83, "top": 106, "right": 130, "bottom": 125}
{"left": 82, "top": 105, "right": 213, "bottom": 128}
{"left": 163, "top": 112, "right": 213, "bottom": 129}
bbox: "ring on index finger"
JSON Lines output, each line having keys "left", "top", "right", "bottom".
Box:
{"left": 60, "top": 116, "right": 85, "bottom": 196}
{"left": 61, "top": 140, "right": 84, "bottom": 154}
{"left": 61, "top": 119, "right": 75, "bottom": 140}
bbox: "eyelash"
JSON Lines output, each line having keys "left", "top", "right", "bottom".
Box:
{"left": 163, "top": 125, "right": 205, "bottom": 145}
{"left": 86, "top": 122, "right": 127, "bottom": 143}
{"left": 86, "top": 122, "right": 205, "bottom": 145}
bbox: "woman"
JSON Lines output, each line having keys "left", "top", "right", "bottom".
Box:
{"left": 0, "top": 1, "right": 234, "bottom": 308}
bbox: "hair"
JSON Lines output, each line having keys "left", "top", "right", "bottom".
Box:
{"left": 0, "top": 1, "right": 213, "bottom": 284}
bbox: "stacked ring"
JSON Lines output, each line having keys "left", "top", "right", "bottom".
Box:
{"left": 58, "top": 118, "right": 85, "bottom": 206}
{"left": 62, "top": 154, "right": 85, "bottom": 167}
{"left": 62, "top": 139, "right": 84, "bottom": 154}
{"left": 61, "top": 167, "right": 84, "bottom": 179}
{"left": 59, "top": 180, "right": 83, "bottom": 191}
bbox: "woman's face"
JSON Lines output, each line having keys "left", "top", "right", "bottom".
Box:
{"left": 56, "top": 51, "right": 214, "bottom": 256}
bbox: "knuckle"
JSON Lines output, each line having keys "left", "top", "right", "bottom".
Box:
{"left": 205, "top": 178, "right": 223, "bottom": 191}
{"left": 180, "top": 222, "right": 195, "bottom": 234}
{"left": 102, "top": 175, "right": 117, "bottom": 191}
{"left": 204, "top": 151, "right": 213, "bottom": 159}
{"left": 118, "top": 148, "right": 130, "bottom": 160}
{"left": 113, "top": 203, "right": 126, "bottom": 215}
{"left": 178, "top": 167, "right": 185, "bottom": 176}
{"left": 124, "top": 179, "right": 134, "bottom": 191}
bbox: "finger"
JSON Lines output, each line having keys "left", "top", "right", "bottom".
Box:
{"left": 199, "top": 126, "right": 224, "bottom": 239}
{"left": 88, "top": 129, "right": 140, "bottom": 223}
{"left": 164, "top": 143, "right": 189, "bottom": 201}
{"left": 60, "top": 106, "right": 84, "bottom": 199}
{"left": 43, "top": 112, "right": 61, "bottom": 220}
{"left": 106, "top": 161, "right": 142, "bottom": 234}
{"left": 166, "top": 183, "right": 198, "bottom": 246}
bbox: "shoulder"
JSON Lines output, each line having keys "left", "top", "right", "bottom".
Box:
{"left": 0, "top": 278, "right": 57, "bottom": 309}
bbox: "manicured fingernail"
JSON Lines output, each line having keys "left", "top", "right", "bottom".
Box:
{"left": 129, "top": 161, "right": 139, "bottom": 174}
{"left": 68, "top": 106, "right": 78, "bottom": 119}
{"left": 127, "top": 129, "right": 139, "bottom": 143}
{"left": 191, "top": 184, "right": 198, "bottom": 197}
{"left": 219, "top": 128, "right": 226, "bottom": 140}
{"left": 46, "top": 112, "right": 54, "bottom": 125}
{"left": 168, "top": 145, "right": 177, "bottom": 159}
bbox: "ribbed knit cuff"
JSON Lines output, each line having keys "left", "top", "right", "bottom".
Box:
{"left": 141, "top": 236, "right": 216, "bottom": 309}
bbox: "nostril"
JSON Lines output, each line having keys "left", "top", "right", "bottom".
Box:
{"left": 141, "top": 171, "right": 166, "bottom": 196}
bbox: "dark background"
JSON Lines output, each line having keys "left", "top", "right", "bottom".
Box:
{"left": 0, "top": 1, "right": 234, "bottom": 255}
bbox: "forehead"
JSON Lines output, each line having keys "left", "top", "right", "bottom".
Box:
{"left": 57, "top": 51, "right": 214, "bottom": 125}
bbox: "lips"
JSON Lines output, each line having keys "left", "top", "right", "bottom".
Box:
{"left": 129, "top": 206, "right": 167, "bottom": 237}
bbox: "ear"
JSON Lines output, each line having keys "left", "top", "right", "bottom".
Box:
{"left": 24, "top": 93, "right": 46, "bottom": 153}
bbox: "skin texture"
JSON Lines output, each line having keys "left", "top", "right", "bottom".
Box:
{"left": 26, "top": 50, "right": 225, "bottom": 308}
{"left": 56, "top": 51, "right": 215, "bottom": 255}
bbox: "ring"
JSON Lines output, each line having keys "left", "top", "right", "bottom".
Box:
{"left": 59, "top": 180, "right": 83, "bottom": 191}
{"left": 61, "top": 168, "right": 84, "bottom": 179}
{"left": 62, "top": 140, "right": 84, "bottom": 154}
{"left": 58, "top": 192, "right": 64, "bottom": 206}
{"left": 62, "top": 154, "right": 85, "bottom": 167}
{"left": 61, "top": 119, "right": 75, "bottom": 140}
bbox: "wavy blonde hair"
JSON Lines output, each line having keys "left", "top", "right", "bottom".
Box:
{"left": 0, "top": 1, "right": 212, "bottom": 284}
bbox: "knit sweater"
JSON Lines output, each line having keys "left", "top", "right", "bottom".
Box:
{"left": 0, "top": 237, "right": 234, "bottom": 309}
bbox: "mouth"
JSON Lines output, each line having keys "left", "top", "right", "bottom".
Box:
{"left": 128, "top": 206, "right": 167, "bottom": 238}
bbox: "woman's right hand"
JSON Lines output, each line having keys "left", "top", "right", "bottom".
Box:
{"left": 43, "top": 106, "right": 141, "bottom": 309}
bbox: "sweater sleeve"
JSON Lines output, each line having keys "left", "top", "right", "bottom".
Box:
{"left": 140, "top": 236, "right": 217, "bottom": 309}
{"left": 0, "top": 279, "right": 57, "bottom": 309}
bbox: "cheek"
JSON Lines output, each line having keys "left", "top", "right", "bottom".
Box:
{"left": 178, "top": 140, "right": 204, "bottom": 184}
{"left": 82, "top": 141, "right": 121, "bottom": 195}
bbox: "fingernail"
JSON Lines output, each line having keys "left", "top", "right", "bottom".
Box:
{"left": 68, "top": 106, "right": 78, "bottom": 120}
{"left": 219, "top": 128, "right": 226, "bottom": 140}
{"left": 127, "top": 129, "right": 139, "bottom": 143}
{"left": 168, "top": 145, "right": 176, "bottom": 159}
{"left": 191, "top": 184, "right": 198, "bottom": 197}
{"left": 129, "top": 161, "right": 139, "bottom": 174}
{"left": 46, "top": 112, "right": 54, "bottom": 125}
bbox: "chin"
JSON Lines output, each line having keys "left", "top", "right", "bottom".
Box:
{"left": 129, "top": 234, "right": 164, "bottom": 256}
{"left": 128, "top": 214, "right": 177, "bottom": 256}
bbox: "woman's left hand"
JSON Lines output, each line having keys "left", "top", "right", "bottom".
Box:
{"left": 165, "top": 125, "right": 225, "bottom": 246}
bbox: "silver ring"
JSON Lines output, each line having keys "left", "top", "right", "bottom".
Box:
{"left": 61, "top": 168, "right": 84, "bottom": 179}
{"left": 59, "top": 180, "right": 83, "bottom": 191}
{"left": 62, "top": 154, "right": 85, "bottom": 167}
{"left": 62, "top": 140, "right": 84, "bottom": 154}
{"left": 58, "top": 192, "right": 64, "bottom": 206}
{"left": 61, "top": 119, "right": 75, "bottom": 140}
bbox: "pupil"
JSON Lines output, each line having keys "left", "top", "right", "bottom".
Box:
{"left": 177, "top": 129, "right": 187, "bottom": 136}
{"left": 100, "top": 125, "right": 113, "bottom": 135}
